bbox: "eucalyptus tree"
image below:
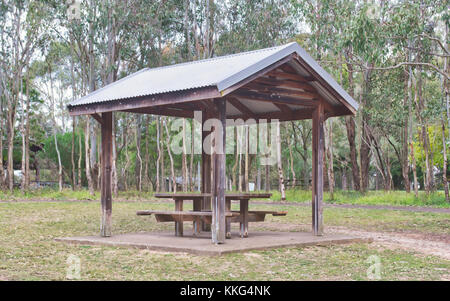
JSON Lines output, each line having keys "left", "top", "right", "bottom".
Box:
{"left": 0, "top": 0, "right": 50, "bottom": 191}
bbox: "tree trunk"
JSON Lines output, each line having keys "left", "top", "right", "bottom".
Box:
{"left": 54, "top": 129, "right": 63, "bottom": 192}
{"left": 48, "top": 64, "right": 63, "bottom": 192}
{"left": 34, "top": 154, "right": 40, "bottom": 183}
{"left": 197, "top": 161, "right": 201, "bottom": 191}
{"left": 77, "top": 121, "right": 82, "bottom": 190}
{"left": 265, "top": 164, "right": 270, "bottom": 192}
{"left": 144, "top": 115, "right": 150, "bottom": 191}
{"left": 7, "top": 93, "right": 17, "bottom": 192}
{"left": 85, "top": 117, "right": 94, "bottom": 195}
{"left": 345, "top": 116, "right": 360, "bottom": 191}
{"left": 342, "top": 168, "right": 348, "bottom": 190}
{"left": 244, "top": 125, "right": 249, "bottom": 192}
{"left": 182, "top": 118, "right": 188, "bottom": 191}
{"left": 276, "top": 122, "right": 286, "bottom": 200}
{"left": 325, "top": 119, "right": 334, "bottom": 199}
{"left": 135, "top": 115, "right": 142, "bottom": 191}
{"left": 415, "top": 67, "right": 433, "bottom": 194}
{"left": 0, "top": 95, "right": 4, "bottom": 189}
{"left": 442, "top": 119, "right": 449, "bottom": 202}
{"left": 441, "top": 27, "right": 449, "bottom": 202}
{"left": 344, "top": 56, "right": 361, "bottom": 191}
{"left": 232, "top": 127, "right": 238, "bottom": 190}
{"left": 71, "top": 116, "right": 76, "bottom": 190}
{"left": 20, "top": 74, "right": 28, "bottom": 192}
{"left": 410, "top": 142, "right": 419, "bottom": 197}
{"left": 257, "top": 164, "right": 261, "bottom": 191}
{"left": 123, "top": 120, "right": 130, "bottom": 191}
{"left": 156, "top": 116, "right": 161, "bottom": 192}
{"left": 88, "top": 6, "right": 97, "bottom": 192}
{"left": 402, "top": 60, "right": 411, "bottom": 192}
{"left": 189, "top": 119, "right": 194, "bottom": 191}
{"left": 238, "top": 126, "right": 243, "bottom": 192}
{"left": 163, "top": 118, "right": 176, "bottom": 193}
{"left": 360, "top": 67, "right": 373, "bottom": 192}
{"left": 288, "top": 134, "right": 296, "bottom": 188}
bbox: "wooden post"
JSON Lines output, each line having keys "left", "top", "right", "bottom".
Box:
{"left": 100, "top": 112, "right": 113, "bottom": 237}
{"left": 240, "top": 198, "right": 249, "bottom": 238}
{"left": 201, "top": 109, "right": 212, "bottom": 231}
{"left": 211, "top": 99, "right": 226, "bottom": 244}
{"left": 175, "top": 198, "right": 183, "bottom": 236}
{"left": 225, "top": 199, "right": 231, "bottom": 239}
{"left": 311, "top": 103, "right": 324, "bottom": 236}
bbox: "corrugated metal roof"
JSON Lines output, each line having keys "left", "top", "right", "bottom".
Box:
{"left": 68, "top": 42, "right": 358, "bottom": 111}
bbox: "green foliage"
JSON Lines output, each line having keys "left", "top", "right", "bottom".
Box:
{"left": 40, "top": 131, "right": 85, "bottom": 183}
{"left": 413, "top": 124, "right": 449, "bottom": 171}
{"left": 270, "top": 189, "right": 450, "bottom": 208}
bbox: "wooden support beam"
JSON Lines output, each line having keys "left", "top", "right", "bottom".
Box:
{"left": 211, "top": 99, "right": 226, "bottom": 244}
{"left": 253, "top": 77, "right": 316, "bottom": 91}
{"left": 291, "top": 54, "right": 357, "bottom": 115}
{"left": 227, "top": 97, "right": 256, "bottom": 119}
{"left": 273, "top": 103, "right": 292, "bottom": 115}
{"left": 122, "top": 107, "right": 194, "bottom": 118}
{"left": 201, "top": 99, "right": 218, "bottom": 114}
{"left": 311, "top": 103, "right": 324, "bottom": 236}
{"left": 267, "top": 70, "right": 315, "bottom": 82}
{"left": 279, "top": 64, "right": 298, "bottom": 74}
{"left": 232, "top": 89, "right": 319, "bottom": 107}
{"left": 244, "top": 84, "right": 318, "bottom": 99}
{"left": 68, "top": 86, "right": 220, "bottom": 116}
{"left": 319, "top": 97, "right": 335, "bottom": 114}
{"left": 100, "top": 112, "right": 113, "bottom": 237}
{"left": 91, "top": 113, "right": 103, "bottom": 125}
{"left": 227, "top": 107, "right": 315, "bottom": 122}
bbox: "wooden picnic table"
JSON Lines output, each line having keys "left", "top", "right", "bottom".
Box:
{"left": 137, "top": 192, "right": 286, "bottom": 238}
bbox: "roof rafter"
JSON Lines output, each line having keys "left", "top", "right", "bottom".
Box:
{"left": 227, "top": 97, "right": 257, "bottom": 119}
{"left": 231, "top": 89, "right": 319, "bottom": 107}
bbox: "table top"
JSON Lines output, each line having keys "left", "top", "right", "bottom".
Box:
{"left": 154, "top": 192, "right": 272, "bottom": 199}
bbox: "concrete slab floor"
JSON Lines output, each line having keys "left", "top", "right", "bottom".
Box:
{"left": 55, "top": 231, "right": 372, "bottom": 256}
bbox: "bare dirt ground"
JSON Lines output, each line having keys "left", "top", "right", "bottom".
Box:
{"left": 330, "top": 227, "right": 450, "bottom": 261}
{"left": 260, "top": 222, "right": 450, "bottom": 261}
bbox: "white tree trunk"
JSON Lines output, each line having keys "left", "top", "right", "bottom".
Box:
{"left": 276, "top": 122, "right": 286, "bottom": 200}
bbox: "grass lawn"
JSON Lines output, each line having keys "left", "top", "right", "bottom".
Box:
{"left": 1, "top": 188, "right": 449, "bottom": 208}
{"left": 0, "top": 200, "right": 448, "bottom": 280}
{"left": 270, "top": 189, "right": 450, "bottom": 208}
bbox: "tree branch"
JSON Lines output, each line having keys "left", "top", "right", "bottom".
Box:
{"left": 369, "top": 62, "right": 449, "bottom": 80}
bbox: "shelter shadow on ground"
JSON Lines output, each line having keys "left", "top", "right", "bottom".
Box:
{"left": 55, "top": 231, "right": 371, "bottom": 256}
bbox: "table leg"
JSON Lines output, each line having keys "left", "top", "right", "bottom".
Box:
{"left": 175, "top": 198, "right": 183, "bottom": 237}
{"left": 240, "top": 199, "right": 249, "bottom": 238}
{"left": 193, "top": 198, "right": 201, "bottom": 236}
{"left": 225, "top": 199, "right": 231, "bottom": 239}
{"left": 201, "top": 196, "right": 211, "bottom": 232}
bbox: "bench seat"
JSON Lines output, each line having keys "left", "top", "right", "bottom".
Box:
{"left": 137, "top": 208, "right": 287, "bottom": 238}
{"left": 136, "top": 210, "right": 286, "bottom": 223}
